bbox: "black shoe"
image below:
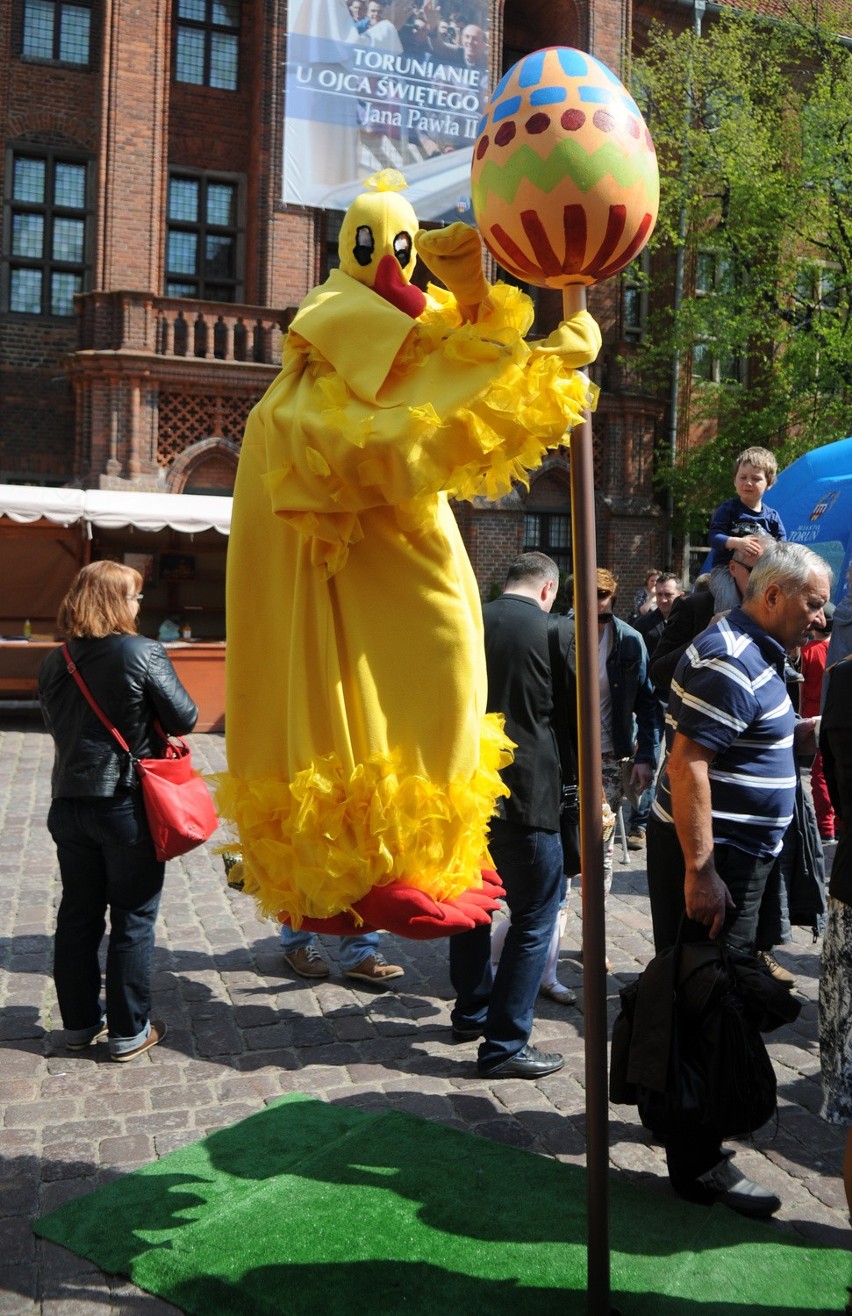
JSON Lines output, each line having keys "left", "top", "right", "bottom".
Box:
{"left": 681, "top": 1157, "right": 781, "bottom": 1219}
{"left": 451, "top": 1024, "right": 483, "bottom": 1042}
{"left": 478, "top": 1045, "right": 564, "bottom": 1079}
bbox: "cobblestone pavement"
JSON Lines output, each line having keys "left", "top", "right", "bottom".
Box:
{"left": 1, "top": 709, "right": 849, "bottom": 1314}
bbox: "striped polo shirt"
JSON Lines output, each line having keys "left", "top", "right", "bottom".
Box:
{"left": 652, "top": 607, "right": 796, "bottom": 858}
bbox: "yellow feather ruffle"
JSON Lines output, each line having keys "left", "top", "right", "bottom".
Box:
{"left": 273, "top": 283, "right": 596, "bottom": 577}
{"left": 214, "top": 714, "right": 514, "bottom": 925}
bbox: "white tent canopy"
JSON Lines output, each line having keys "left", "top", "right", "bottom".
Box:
{"left": 0, "top": 485, "right": 232, "bottom": 535}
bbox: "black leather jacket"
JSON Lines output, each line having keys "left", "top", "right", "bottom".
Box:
{"left": 39, "top": 634, "right": 198, "bottom": 797}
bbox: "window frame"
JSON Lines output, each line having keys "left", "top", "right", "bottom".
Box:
{"left": 3, "top": 144, "right": 94, "bottom": 317}
{"left": 623, "top": 250, "right": 650, "bottom": 342}
{"left": 794, "top": 260, "right": 842, "bottom": 319}
{"left": 164, "top": 168, "right": 245, "bottom": 303}
{"left": 19, "top": 0, "right": 94, "bottom": 69}
{"left": 691, "top": 246, "right": 746, "bottom": 386}
{"left": 173, "top": 0, "right": 240, "bottom": 91}
{"left": 523, "top": 510, "right": 572, "bottom": 577}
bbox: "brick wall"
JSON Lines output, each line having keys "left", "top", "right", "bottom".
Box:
{"left": 0, "top": 0, "right": 672, "bottom": 571}
{"left": 0, "top": 319, "right": 76, "bottom": 483}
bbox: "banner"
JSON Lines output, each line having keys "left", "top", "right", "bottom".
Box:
{"left": 283, "top": 0, "right": 491, "bottom": 221}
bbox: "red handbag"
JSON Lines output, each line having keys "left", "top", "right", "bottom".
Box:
{"left": 62, "top": 643, "right": 219, "bottom": 861}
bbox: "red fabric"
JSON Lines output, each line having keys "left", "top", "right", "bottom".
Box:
{"left": 279, "top": 869, "right": 505, "bottom": 940}
{"left": 799, "top": 640, "right": 835, "bottom": 835}
{"left": 811, "top": 750, "right": 836, "bottom": 838}
{"left": 800, "top": 638, "right": 829, "bottom": 719}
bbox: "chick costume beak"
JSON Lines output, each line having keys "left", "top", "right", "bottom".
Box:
{"left": 338, "top": 170, "right": 426, "bottom": 318}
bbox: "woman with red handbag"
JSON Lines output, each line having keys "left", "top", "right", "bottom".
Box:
{"left": 38, "top": 562, "right": 197, "bottom": 1061}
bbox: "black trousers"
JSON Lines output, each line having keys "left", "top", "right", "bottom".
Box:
{"left": 645, "top": 815, "right": 776, "bottom": 1188}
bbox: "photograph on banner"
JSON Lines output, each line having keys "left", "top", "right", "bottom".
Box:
{"left": 283, "top": 0, "right": 491, "bottom": 221}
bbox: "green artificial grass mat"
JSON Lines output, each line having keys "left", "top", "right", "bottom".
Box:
{"left": 34, "top": 1094, "right": 850, "bottom": 1315}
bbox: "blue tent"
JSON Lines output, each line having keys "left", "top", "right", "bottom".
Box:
{"left": 763, "top": 436, "right": 852, "bottom": 603}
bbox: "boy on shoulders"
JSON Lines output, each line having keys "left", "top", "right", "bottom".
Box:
{"left": 708, "top": 446, "right": 786, "bottom": 610}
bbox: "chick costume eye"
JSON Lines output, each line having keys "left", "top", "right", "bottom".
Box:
{"left": 353, "top": 225, "right": 374, "bottom": 268}
{"left": 393, "top": 232, "right": 412, "bottom": 267}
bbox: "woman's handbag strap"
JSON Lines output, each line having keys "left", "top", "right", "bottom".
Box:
{"left": 61, "top": 642, "right": 133, "bottom": 755}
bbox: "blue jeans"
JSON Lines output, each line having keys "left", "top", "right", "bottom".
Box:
{"left": 279, "top": 924, "right": 379, "bottom": 972}
{"left": 49, "top": 794, "right": 165, "bottom": 1056}
{"left": 627, "top": 704, "right": 665, "bottom": 834}
{"left": 449, "top": 821, "right": 563, "bottom": 1070}
{"left": 627, "top": 785, "right": 653, "bottom": 834}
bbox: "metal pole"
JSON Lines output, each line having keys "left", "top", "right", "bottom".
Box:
{"left": 563, "top": 284, "right": 611, "bottom": 1315}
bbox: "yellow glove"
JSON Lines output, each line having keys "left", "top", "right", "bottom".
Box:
{"left": 414, "top": 223, "right": 490, "bottom": 314}
{"left": 533, "top": 310, "right": 602, "bottom": 370}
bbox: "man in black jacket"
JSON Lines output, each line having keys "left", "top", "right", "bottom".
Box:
{"left": 449, "top": 552, "right": 568, "bottom": 1079}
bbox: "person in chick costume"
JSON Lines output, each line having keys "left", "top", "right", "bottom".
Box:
{"left": 218, "top": 170, "right": 601, "bottom": 944}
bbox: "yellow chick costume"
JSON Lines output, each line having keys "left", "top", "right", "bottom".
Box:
{"left": 219, "top": 174, "right": 600, "bottom": 927}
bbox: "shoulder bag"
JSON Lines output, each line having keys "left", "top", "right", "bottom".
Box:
{"left": 61, "top": 643, "right": 219, "bottom": 861}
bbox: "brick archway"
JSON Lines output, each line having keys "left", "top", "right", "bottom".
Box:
{"left": 168, "top": 439, "right": 239, "bottom": 495}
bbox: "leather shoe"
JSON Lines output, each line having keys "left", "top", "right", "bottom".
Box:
{"left": 755, "top": 949, "right": 796, "bottom": 988}
{"left": 451, "top": 1023, "right": 483, "bottom": 1041}
{"left": 538, "top": 982, "right": 577, "bottom": 1006}
{"left": 478, "top": 1045, "right": 564, "bottom": 1079}
{"left": 284, "top": 945, "right": 330, "bottom": 978}
{"left": 111, "top": 1021, "right": 167, "bottom": 1063}
{"left": 344, "top": 953, "right": 404, "bottom": 984}
{"left": 66, "top": 1022, "right": 109, "bottom": 1051}
{"left": 688, "top": 1157, "right": 781, "bottom": 1219}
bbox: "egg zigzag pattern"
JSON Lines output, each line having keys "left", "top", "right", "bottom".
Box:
{"left": 472, "top": 140, "right": 658, "bottom": 209}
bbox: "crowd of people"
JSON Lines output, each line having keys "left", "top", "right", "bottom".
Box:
{"left": 38, "top": 443, "right": 851, "bottom": 1238}
{"left": 347, "top": 0, "right": 489, "bottom": 64}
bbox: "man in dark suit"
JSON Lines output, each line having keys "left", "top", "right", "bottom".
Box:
{"left": 449, "top": 552, "right": 568, "bottom": 1079}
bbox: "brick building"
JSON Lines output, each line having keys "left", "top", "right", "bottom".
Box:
{"left": 0, "top": 0, "right": 675, "bottom": 611}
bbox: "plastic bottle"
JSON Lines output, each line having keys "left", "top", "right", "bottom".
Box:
{"left": 23, "top": 619, "right": 32, "bottom": 640}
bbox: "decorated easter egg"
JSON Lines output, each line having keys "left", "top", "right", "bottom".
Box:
{"left": 471, "top": 47, "right": 659, "bottom": 288}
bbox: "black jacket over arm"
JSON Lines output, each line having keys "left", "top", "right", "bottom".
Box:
{"left": 39, "top": 634, "right": 198, "bottom": 797}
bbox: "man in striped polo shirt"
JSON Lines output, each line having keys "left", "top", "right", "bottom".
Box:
{"left": 646, "top": 540, "right": 831, "bottom": 1218}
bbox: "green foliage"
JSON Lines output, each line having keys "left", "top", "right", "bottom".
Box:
{"left": 632, "top": 7, "right": 852, "bottom": 537}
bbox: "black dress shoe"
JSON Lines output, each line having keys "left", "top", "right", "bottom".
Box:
{"left": 674, "top": 1157, "right": 781, "bottom": 1219}
{"left": 451, "top": 1024, "right": 483, "bottom": 1041}
{"left": 478, "top": 1045, "right": 564, "bottom": 1079}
